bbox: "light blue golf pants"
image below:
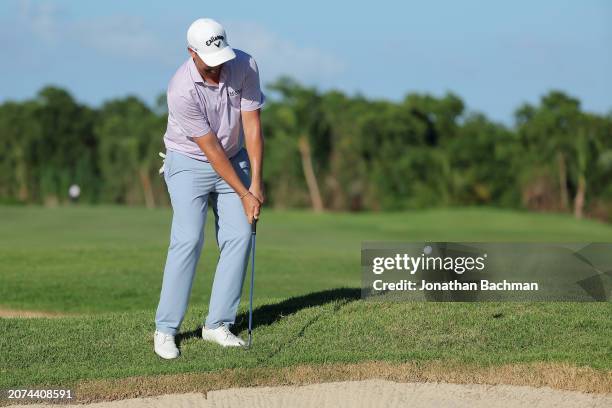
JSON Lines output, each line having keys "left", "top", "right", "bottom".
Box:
{"left": 155, "top": 147, "right": 252, "bottom": 336}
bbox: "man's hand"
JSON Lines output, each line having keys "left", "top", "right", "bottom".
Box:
{"left": 249, "top": 182, "right": 265, "bottom": 204}
{"left": 241, "top": 192, "right": 261, "bottom": 224}
{"left": 193, "top": 132, "right": 261, "bottom": 223}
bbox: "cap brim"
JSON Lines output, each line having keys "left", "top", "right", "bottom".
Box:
{"left": 198, "top": 47, "right": 236, "bottom": 67}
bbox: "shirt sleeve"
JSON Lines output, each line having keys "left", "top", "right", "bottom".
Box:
{"left": 167, "top": 90, "right": 212, "bottom": 139}
{"left": 241, "top": 55, "right": 266, "bottom": 112}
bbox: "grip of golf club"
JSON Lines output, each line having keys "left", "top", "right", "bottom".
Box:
{"left": 251, "top": 218, "right": 257, "bottom": 234}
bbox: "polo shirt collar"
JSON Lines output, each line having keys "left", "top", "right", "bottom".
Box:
{"left": 188, "top": 57, "right": 205, "bottom": 84}
{"left": 188, "top": 57, "right": 229, "bottom": 87}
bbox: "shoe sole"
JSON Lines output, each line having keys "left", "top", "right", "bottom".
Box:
{"left": 154, "top": 347, "right": 180, "bottom": 359}
{"left": 202, "top": 334, "right": 244, "bottom": 347}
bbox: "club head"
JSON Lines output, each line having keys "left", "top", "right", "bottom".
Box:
{"left": 244, "top": 331, "right": 253, "bottom": 349}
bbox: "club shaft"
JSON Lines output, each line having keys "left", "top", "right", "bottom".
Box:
{"left": 248, "top": 221, "right": 257, "bottom": 344}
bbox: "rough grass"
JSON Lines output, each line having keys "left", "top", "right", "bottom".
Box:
{"left": 1, "top": 294, "right": 611, "bottom": 396}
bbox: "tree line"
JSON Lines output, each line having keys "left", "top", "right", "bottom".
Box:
{"left": 1, "top": 78, "right": 611, "bottom": 220}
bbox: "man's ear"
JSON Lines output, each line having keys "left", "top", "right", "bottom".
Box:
{"left": 187, "top": 47, "right": 196, "bottom": 58}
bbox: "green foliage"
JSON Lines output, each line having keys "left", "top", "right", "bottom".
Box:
{"left": 94, "top": 97, "right": 165, "bottom": 205}
{"left": 449, "top": 113, "right": 521, "bottom": 207}
{"left": 0, "top": 83, "right": 610, "bottom": 219}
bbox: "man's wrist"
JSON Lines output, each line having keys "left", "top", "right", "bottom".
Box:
{"left": 239, "top": 190, "right": 250, "bottom": 199}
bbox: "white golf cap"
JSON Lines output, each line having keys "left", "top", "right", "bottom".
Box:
{"left": 187, "top": 18, "right": 236, "bottom": 67}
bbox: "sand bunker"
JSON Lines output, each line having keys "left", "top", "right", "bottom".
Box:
{"left": 8, "top": 379, "right": 611, "bottom": 408}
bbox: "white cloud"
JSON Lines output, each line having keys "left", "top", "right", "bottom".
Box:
{"left": 226, "top": 21, "right": 346, "bottom": 85}
{"left": 16, "top": 0, "right": 180, "bottom": 66}
{"left": 70, "top": 16, "right": 180, "bottom": 66}
{"left": 12, "top": 3, "right": 346, "bottom": 83}
{"left": 18, "top": 0, "right": 62, "bottom": 44}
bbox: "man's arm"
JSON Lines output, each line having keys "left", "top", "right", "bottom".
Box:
{"left": 192, "top": 133, "right": 261, "bottom": 223}
{"left": 241, "top": 108, "right": 264, "bottom": 203}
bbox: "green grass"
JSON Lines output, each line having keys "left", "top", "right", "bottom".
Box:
{"left": 2, "top": 299, "right": 610, "bottom": 389}
{"left": 1, "top": 205, "right": 611, "bottom": 313}
{"left": 0, "top": 205, "right": 611, "bottom": 390}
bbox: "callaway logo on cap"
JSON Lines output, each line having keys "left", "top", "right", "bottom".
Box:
{"left": 187, "top": 18, "right": 236, "bottom": 67}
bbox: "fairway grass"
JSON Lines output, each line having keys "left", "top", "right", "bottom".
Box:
{"left": 1, "top": 205, "right": 612, "bottom": 313}
{"left": 1, "top": 206, "right": 611, "bottom": 398}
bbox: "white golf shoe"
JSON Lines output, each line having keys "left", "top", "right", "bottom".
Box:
{"left": 154, "top": 330, "right": 179, "bottom": 359}
{"left": 202, "top": 324, "right": 246, "bottom": 347}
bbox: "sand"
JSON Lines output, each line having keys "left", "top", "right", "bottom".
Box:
{"left": 7, "top": 379, "right": 611, "bottom": 408}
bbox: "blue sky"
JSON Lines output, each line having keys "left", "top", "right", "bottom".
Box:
{"left": 1, "top": 0, "right": 610, "bottom": 123}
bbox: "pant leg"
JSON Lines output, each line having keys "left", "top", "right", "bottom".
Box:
{"left": 155, "top": 150, "right": 216, "bottom": 336}
{"left": 205, "top": 148, "right": 252, "bottom": 329}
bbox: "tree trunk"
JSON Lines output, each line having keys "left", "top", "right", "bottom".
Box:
{"left": 15, "top": 145, "right": 29, "bottom": 202}
{"left": 298, "top": 135, "right": 324, "bottom": 212}
{"left": 138, "top": 167, "right": 156, "bottom": 209}
{"left": 557, "top": 151, "right": 569, "bottom": 211}
{"left": 573, "top": 175, "right": 586, "bottom": 219}
{"left": 16, "top": 168, "right": 29, "bottom": 202}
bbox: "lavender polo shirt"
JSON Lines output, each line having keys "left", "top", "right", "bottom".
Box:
{"left": 163, "top": 48, "right": 265, "bottom": 161}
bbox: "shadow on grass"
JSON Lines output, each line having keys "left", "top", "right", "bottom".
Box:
{"left": 175, "top": 287, "right": 360, "bottom": 348}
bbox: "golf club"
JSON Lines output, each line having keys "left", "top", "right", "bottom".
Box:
{"left": 246, "top": 218, "right": 257, "bottom": 348}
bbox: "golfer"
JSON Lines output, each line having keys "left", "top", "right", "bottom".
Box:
{"left": 153, "top": 18, "right": 264, "bottom": 359}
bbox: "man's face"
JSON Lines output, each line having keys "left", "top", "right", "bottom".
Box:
{"left": 188, "top": 48, "right": 223, "bottom": 76}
